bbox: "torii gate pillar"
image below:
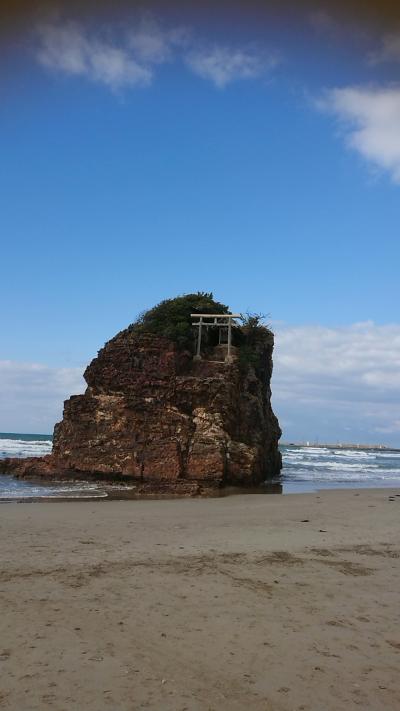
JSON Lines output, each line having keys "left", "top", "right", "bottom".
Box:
{"left": 191, "top": 313, "right": 241, "bottom": 362}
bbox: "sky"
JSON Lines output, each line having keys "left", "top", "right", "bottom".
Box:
{"left": 1, "top": 1, "right": 400, "bottom": 444}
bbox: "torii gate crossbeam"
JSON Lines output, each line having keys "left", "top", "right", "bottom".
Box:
{"left": 191, "top": 313, "right": 241, "bottom": 362}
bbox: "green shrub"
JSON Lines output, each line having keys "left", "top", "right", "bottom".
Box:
{"left": 131, "top": 292, "right": 229, "bottom": 348}
{"left": 238, "top": 312, "right": 272, "bottom": 373}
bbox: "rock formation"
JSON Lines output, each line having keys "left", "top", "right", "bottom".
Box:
{"left": 3, "top": 295, "right": 282, "bottom": 493}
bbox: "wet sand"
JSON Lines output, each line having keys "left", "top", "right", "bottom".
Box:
{"left": 1, "top": 489, "right": 400, "bottom": 710}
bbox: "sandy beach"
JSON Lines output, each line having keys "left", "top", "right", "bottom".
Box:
{"left": 1, "top": 489, "right": 399, "bottom": 711}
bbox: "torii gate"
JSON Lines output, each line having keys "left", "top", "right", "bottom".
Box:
{"left": 191, "top": 313, "right": 242, "bottom": 362}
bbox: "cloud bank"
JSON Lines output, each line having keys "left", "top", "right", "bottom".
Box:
{"left": 273, "top": 322, "right": 400, "bottom": 445}
{"left": 0, "top": 360, "right": 85, "bottom": 434}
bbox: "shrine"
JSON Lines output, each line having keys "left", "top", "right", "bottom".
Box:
{"left": 191, "top": 313, "right": 242, "bottom": 362}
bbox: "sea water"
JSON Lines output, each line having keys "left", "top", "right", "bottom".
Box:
{"left": 280, "top": 444, "right": 400, "bottom": 493}
{"left": 0, "top": 433, "right": 107, "bottom": 500}
{"left": 0, "top": 433, "right": 399, "bottom": 499}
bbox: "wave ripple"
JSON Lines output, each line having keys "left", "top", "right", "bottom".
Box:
{"left": 281, "top": 444, "right": 400, "bottom": 484}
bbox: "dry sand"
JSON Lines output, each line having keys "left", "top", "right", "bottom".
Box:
{"left": 0, "top": 488, "right": 400, "bottom": 711}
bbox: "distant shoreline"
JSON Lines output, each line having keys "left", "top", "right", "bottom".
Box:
{"left": 1, "top": 434, "right": 399, "bottom": 453}
{"left": 282, "top": 442, "right": 400, "bottom": 452}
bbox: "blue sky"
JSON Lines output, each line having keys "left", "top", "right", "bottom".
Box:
{"left": 1, "top": 3, "right": 400, "bottom": 444}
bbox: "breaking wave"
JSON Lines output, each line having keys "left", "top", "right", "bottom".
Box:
{"left": 1, "top": 433, "right": 400, "bottom": 497}
{"left": 0, "top": 436, "right": 52, "bottom": 459}
{"left": 0, "top": 433, "right": 107, "bottom": 500}
{"left": 281, "top": 444, "right": 400, "bottom": 485}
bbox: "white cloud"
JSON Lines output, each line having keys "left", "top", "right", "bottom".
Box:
{"left": 87, "top": 43, "right": 151, "bottom": 89}
{"left": 272, "top": 322, "right": 400, "bottom": 445}
{"left": 35, "top": 20, "right": 152, "bottom": 90}
{"left": 185, "top": 45, "right": 277, "bottom": 88}
{"left": 128, "top": 14, "right": 189, "bottom": 64}
{"left": 318, "top": 85, "right": 400, "bottom": 183}
{"left": 0, "top": 360, "right": 85, "bottom": 433}
{"left": 33, "top": 16, "right": 277, "bottom": 92}
{"left": 369, "top": 33, "right": 400, "bottom": 64}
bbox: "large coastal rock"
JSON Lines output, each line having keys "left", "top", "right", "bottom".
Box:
{"left": 3, "top": 323, "right": 282, "bottom": 492}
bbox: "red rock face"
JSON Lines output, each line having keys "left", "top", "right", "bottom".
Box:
{"left": 4, "top": 328, "right": 282, "bottom": 490}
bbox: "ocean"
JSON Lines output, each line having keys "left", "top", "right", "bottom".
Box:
{"left": 0, "top": 433, "right": 400, "bottom": 500}
{"left": 0, "top": 433, "right": 107, "bottom": 500}
{"left": 281, "top": 444, "right": 400, "bottom": 493}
